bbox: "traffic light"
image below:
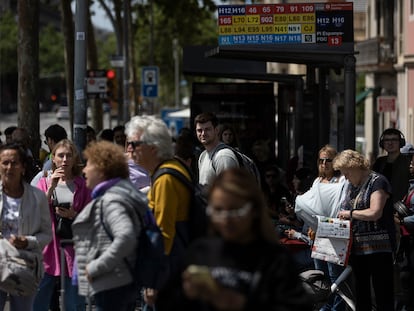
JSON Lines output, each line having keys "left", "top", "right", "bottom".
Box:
{"left": 106, "top": 69, "right": 117, "bottom": 100}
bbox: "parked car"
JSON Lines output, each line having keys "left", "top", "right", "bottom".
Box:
{"left": 56, "top": 104, "right": 69, "bottom": 120}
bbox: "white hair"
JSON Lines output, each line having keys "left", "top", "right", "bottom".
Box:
{"left": 125, "top": 115, "right": 173, "bottom": 161}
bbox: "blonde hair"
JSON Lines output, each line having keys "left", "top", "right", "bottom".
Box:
{"left": 333, "top": 149, "right": 370, "bottom": 171}
{"left": 51, "top": 139, "right": 83, "bottom": 176}
{"left": 318, "top": 145, "right": 339, "bottom": 178}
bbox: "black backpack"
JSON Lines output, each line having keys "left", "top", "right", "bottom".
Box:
{"left": 152, "top": 164, "right": 208, "bottom": 243}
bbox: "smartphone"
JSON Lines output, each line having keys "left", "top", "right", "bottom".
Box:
{"left": 58, "top": 202, "right": 71, "bottom": 209}
{"left": 185, "top": 265, "right": 218, "bottom": 292}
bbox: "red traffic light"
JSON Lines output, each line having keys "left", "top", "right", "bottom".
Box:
{"left": 106, "top": 69, "right": 116, "bottom": 79}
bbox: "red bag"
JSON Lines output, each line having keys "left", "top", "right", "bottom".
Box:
{"left": 280, "top": 237, "right": 309, "bottom": 253}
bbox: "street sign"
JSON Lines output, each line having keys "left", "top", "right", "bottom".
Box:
{"left": 110, "top": 55, "right": 124, "bottom": 68}
{"left": 86, "top": 69, "right": 108, "bottom": 98}
{"left": 217, "top": 2, "right": 353, "bottom": 47}
{"left": 86, "top": 77, "right": 107, "bottom": 94}
{"left": 142, "top": 66, "right": 159, "bottom": 98}
{"left": 377, "top": 96, "right": 396, "bottom": 113}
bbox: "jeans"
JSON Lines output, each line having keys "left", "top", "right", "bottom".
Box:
{"left": 0, "top": 290, "right": 35, "bottom": 311}
{"left": 314, "top": 259, "right": 346, "bottom": 311}
{"left": 33, "top": 273, "right": 85, "bottom": 311}
{"left": 94, "top": 283, "right": 137, "bottom": 311}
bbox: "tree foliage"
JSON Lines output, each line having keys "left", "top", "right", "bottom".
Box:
{"left": 92, "top": 0, "right": 219, "bottom": 110}
{"left": 132, "top": 0, "right": 218, "bottom": 106}
{"left": 0, "top": 11, "right": 18, "bottom": 74}
{"left": 0, "top": 9, "right": 65, "bottom": 77}
{"left": 39, "top": 24, "right": 64, "bottom": 76}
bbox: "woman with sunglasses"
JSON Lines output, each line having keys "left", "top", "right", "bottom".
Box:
{"left": 295, "top": 145, "right": 348, "bottom": 311}
{"left": 158, "top": 168, "right": 312, "bottom": 311}
{"left": 314, "top": 146, "right": 348, "bottom": 311}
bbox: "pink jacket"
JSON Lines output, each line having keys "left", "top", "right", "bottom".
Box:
{"left": 37, "top": 175, "right": 91, "bottom": 277}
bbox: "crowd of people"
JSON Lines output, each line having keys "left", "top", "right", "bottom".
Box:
{"left": 0, "top": 118, "right": 413, "bottom": 311}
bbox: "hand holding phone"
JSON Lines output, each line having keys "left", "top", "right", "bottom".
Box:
{"left": 184, "top": 265, "right": 218, "bottom": 294}
{"left": 58, "top": 202, "right": 71, "bottom": 209}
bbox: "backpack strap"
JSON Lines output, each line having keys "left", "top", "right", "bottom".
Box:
{"left": 152, "top": 167, "right": 194, "bottom": 192}
{"left": 210, "top": 143, "right": 242, "bottom": 173}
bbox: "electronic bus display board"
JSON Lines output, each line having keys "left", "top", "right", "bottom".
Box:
{"left": 217, "top": 2, "right": 353, "bottom": 49}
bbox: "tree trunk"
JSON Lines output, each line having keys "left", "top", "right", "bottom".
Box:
{"left": 17, "top": 0, "right": 39, "bottom": 159}
{"left": 60, "top": 0, "right": 75, "bottom": 139}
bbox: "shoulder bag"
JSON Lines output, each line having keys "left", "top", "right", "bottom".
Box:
{"left": 0, "top": 238, "right": 41, "bottom": 296}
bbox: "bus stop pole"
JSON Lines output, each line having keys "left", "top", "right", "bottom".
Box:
{"left": 73, "top": 0, "right": 87, "bottom": 155}
{"left": 344, "top": 55, "right": 356, "bottom": 150}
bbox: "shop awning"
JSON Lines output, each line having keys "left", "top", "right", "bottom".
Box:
{"left": 356, "top": 88, "right": 375, "bottom": 104}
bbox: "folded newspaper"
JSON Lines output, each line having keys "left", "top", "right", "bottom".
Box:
{"left": 311, "top": 215, "right": 352, "bottom": 266}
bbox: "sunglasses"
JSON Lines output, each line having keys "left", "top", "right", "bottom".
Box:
{"left": 206, "top": 202, "right": 252, "bottom": 220}
{"left": 127, "top": 140, "right": 148, "bottom": 148}
{"left": 318, "top": 158, "right": 333, "bottom": 164}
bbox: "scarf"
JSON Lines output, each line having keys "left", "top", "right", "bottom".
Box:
{"left": 91, "top": 177, "right": 122, "bottom": 199}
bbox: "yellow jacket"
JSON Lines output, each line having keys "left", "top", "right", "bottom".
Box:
{"left": 148, "top": 159, "right": 191, "bottom": 255}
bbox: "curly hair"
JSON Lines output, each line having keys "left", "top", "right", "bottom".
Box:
{"left": 51, "top": 139, "right": 83, "bottom": 176}
{"left": 333, "top": 149, "right": 370, "bottom": 171}
{"left": 83, "top": 141, "right": 129, "bottom": 179}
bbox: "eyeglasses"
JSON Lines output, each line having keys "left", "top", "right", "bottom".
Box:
{"left": 127, "top": 140, "right": 148, "bottom": 148}
{"left": 206, "top": 202, "right": 252, "bottom": 220}
{"left": 318, "top": 158, "right": 333, "bottom": 164}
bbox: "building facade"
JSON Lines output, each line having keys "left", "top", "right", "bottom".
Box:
{"left": 357, "top": 0, "right": 414, "bottom": 158}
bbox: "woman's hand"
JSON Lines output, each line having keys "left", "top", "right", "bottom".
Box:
{"left": 47, "top": 167, "right": 65, "bottom": 199}
{"left": 182, "top": 267, "right": 246, "bottom": 310}
{"left": 285, "top": 228, "right": 298, "bottom": 239}
{"left": 50, "top": 167, "right": 65, "bottom": 188}
{"left": 143, "top": 288, "right": 158, "bottom": 306}
{"left": 307, "top": 228, "right": 316, "bottom": 240}
{"left": 9, "top": 234, "right": 28, "bottom": 249}
{"left": 55, "top": 205, "right": 77, "bottom": 219}
{"left": 338, "top": 210, "right": 352, "bottom": 220}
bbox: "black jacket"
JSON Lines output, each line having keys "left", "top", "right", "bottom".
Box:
{"left": 372, "top": 153, "right": 410, "bottom": 203}
{"left": 157, "top": 237, "right": 313, "bottom": 311}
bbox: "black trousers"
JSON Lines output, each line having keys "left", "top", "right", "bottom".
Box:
{"left": 350, "top": 252, "right": 394, "bottom": 311}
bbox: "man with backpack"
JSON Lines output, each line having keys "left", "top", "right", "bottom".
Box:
{"left": 195, "top": 112, "right": 239, "bottom": 186}
{"left": 125, "top": 115, "right": 193, "bottom": 306}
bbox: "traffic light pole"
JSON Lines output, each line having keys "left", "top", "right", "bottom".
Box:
{"left": 73, "top": 0, "right": 88, "bottom": 155}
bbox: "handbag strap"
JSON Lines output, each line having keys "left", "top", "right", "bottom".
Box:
{"left": 352, "top": 173, "right": 372, "bottom": 211}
